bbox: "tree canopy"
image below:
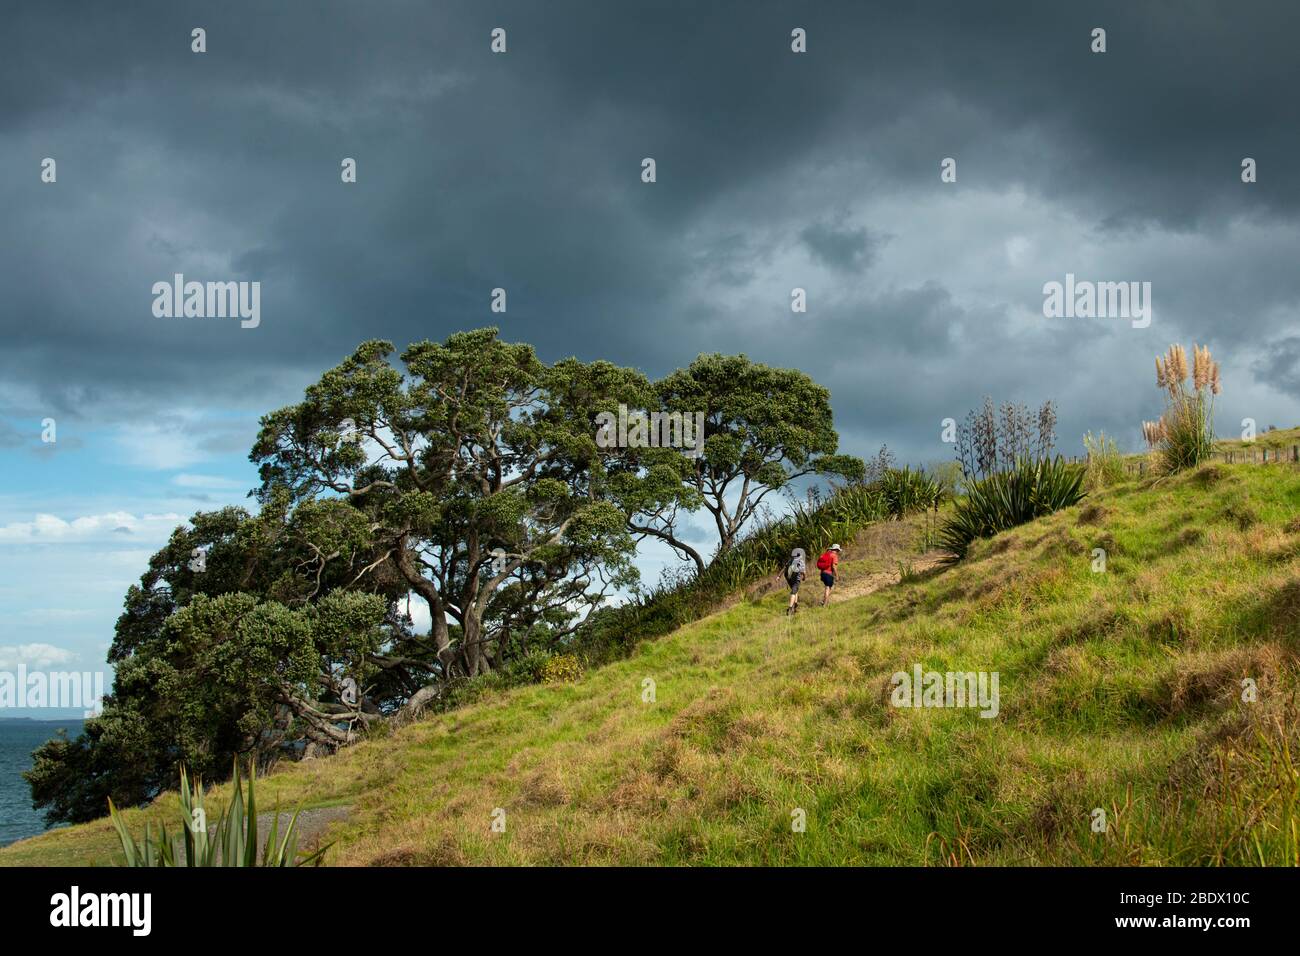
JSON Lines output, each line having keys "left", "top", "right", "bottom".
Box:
{"left": 26, "top": 330, "right": 859, "bottom": 824}
{"left": 655, "top": 353, "right": 863, "bottom": 557}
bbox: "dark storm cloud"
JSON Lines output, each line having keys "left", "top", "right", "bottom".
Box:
{"left": 1, "top": 0, "right": 1298, "bottom": 465}
{"left": 800, "top": 219, "right": 886, "bottom": 273}
{"left": 1253, "top": 336, "right": 1300, "bottom": 400}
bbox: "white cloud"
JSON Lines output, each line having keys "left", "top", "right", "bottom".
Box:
{"left": 0, "top": 511, "right": 183, "bottom": 544}
{"left": 0, "top": 642, "right": 76, "bottom": 669}
{"left": 405, "top": 594, "right": 431, "bottom": 636}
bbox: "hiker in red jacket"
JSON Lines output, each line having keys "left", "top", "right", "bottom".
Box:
{"left": 816, "top": 544, "right": 841, "bottom": 606}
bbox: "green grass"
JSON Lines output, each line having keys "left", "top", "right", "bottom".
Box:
{"left": 1102, "top": 425, "right": 1299, "bottom": 468}
{"left": 5, "top": 461, "right": 1299, "bottom": 866}
{"left": 1216, "top": 425, "right": 1300, "bottom": 455}
{"left": 1211, "top": 426, "right": 1300, "bottom": 460}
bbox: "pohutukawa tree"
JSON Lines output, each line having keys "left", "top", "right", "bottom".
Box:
{"left": 28, "top": 329, "right": 647, "bottom": 822}
{"left": 25, "top": 501, "right": 397, "bottom": 823}
{"left": 650, "top": 353, "right": 863, "bottom": 561}
{"left": 249, "top": 329, "right": 642, "bottom": 696}
{"left": 26, "top": 331, "right": 859, "bottom": 824}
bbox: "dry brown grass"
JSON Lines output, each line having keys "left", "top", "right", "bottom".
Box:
{"left": 1161, "top": 645, "right": 1285, "bottom": 718}
{"left": 1077, "top": 502, "right": 1108, "bottom": 525}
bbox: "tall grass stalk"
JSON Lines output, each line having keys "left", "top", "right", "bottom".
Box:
{"left": 1147, "top": 343, "right": 1221, "bottom": 474}
{"left": 1082, "top": 431, "right": 1124, "bottom": 490}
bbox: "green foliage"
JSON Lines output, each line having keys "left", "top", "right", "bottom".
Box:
{"left": 1082, "top": 431, "right": 1125, "bottom": 490}
{"left": 31, "top": 329, "right": 649, "bottom": 824}
{"left": 653, "top": 353, "right": 861, "bottom": 555}
{"left": 938, "top": 457, "right": 1086, "bottom": 559}
{"left": 26, "top": 332, "right": 859, "bottom": 827}
{"left": 1159, "top": 391, "right": 1217, "bottom": 473}
{"left": 27, "top": 582, "right": 393, "bottom": 825}
{"left": 539, "top": 653, "right": 584, "bottom": 684}
{"left": 927, "top": 460, "right": 966, "bottom": 498}
{"left": 13, "top": 462, "right": 1300, "bottom": 868}
{"left": 878, "top": 467, "right": 945, "bottom": 517}
{"left": 108, "top": 762, "right": 327, "bottom": 867}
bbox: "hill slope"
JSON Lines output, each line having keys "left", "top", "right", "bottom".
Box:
{"left": 4, "top": 460, "right": 1299, "bottom": 866}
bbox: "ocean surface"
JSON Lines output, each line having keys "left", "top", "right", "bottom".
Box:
{"left": 0, "top": 719, "right": 82, "bottom": 847}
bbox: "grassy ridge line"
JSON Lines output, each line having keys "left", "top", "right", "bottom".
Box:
{"left": 572, "top": 478, "right": 939, "bottom": 660}
{"left": 1108, "top": 425, "right": 1300, "bottom": 465}
{"left": 319, "top": 461, "right": 1300, "bottom": 864}
{"left": 1215, "top": 424, "right": 1300, "bottom": 453}
{"left": 5, "top": 461, "right": 1298, "bottom": 865}
{"left": 0, "top": 515, "right": 935, "bottom": 868}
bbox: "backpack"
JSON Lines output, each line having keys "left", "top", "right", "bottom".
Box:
{"left": 816, "top": 551, "right": 835, "bottom": 572}
{"left": 786, "top": 550, "right": 806, "bottom": 579}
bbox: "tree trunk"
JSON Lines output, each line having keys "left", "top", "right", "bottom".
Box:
{"left": 462, "top": 611, "right": 491, "bottom": 677}
{"left": 392, "top": 683, "right": 442, "bottom": 726}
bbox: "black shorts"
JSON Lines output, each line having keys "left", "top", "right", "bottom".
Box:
{"left": 820, "top": 571, "right": 835, "bottom": 588}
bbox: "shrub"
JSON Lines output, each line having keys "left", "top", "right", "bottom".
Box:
{"left": 498, "top": 649, "right": 552, "bottom": 684}
{"left": 938, "top": 457, "right": 1086, "bottom": 560}
{"left": 879, "top": 467, "right": 945, "bottom": 517}
{"left": 1082, "top": 431, "right": 1124, "bottom": 490}
{"left": 108, "top": 761, "right": 327, "bottom": 867}
{"left": 539, "top": 653, "right": 584, "bottom": 684}
{"left": 1143, "top": 344, "right": 1220, "bottom": 473}
{"left": 927, "top": 460, "right": 966, "bottom": 498}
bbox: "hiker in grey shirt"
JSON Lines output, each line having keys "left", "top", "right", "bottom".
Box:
{"left": 784, "top": 548, "right": 807, "bottom": 616}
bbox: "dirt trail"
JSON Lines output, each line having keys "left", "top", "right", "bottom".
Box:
{"left": 746, "top": 513, "right": 949, "bottom": 608}
{"left": 255, "top": 805, "right": 350, "bottom": 858}
{"left": 827, "top": 550, "right": 949, "bottom": 602}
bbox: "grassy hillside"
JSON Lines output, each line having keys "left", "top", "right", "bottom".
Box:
{"left": 5, "top": 460, "right": 1299, "bottom": 866}
{"left": 1106, "top": 426, "right": 1300, "bottom": 474}
{"left": 1216, "top": 425, "right": 1300, "bottom": 455}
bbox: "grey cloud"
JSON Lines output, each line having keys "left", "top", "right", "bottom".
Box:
{"left": 800, "top": 220, "right": 886, "bottom": 274}
{"left": 1, "top": 0, "right": 1299, "bottom": 469}
{"left": 1252, "top": 336, "right": 1300, "bottom": 400}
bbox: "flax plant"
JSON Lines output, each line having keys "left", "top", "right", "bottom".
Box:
{"left": 107, "top": 761, "right": 328, "bottom": 867}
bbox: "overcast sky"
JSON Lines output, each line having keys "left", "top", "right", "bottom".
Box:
{"left": 2, "top": 1, "right": 1298, "bottom": 703}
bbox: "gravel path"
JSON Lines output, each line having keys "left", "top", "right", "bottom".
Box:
{"left": 255, "top": 805, "right": 351, "bottom": 859}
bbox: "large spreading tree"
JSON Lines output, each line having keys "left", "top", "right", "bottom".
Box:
{"left": 28, "top": 330, "right": 647, "bottom": 822}
{"left": 650, "top": 353, "right": 863, "bottom": 561}
{"left": 26, "top": 333, "right": 860, "bottom": 824}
